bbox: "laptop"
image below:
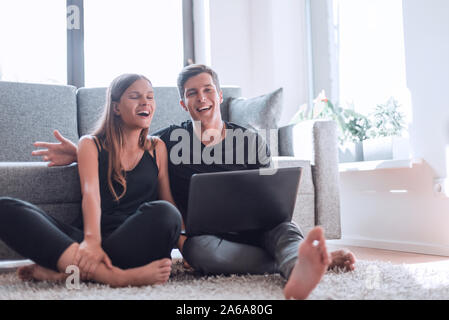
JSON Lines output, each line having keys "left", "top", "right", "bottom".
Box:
{"left": 185, "top": 166, "right": 302, "bottom": 236}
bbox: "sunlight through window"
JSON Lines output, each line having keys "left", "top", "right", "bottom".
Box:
{"left": 84, "top": 0, "right": 183, "bottom": 87}
{"left": 0, "top": 0, "right": 67, "bottom": 84}
{"left": 336, "top": 0, "right": 409, "bottom": 118}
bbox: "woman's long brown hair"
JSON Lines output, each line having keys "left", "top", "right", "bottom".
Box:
{"left": 92, "top": 74, "right": 155, "bottom": 201}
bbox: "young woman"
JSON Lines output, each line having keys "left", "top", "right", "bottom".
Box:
{"left": 0, "top": 74, "right": 182, "bottom": 287}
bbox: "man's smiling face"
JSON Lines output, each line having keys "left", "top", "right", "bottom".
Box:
{"left": 180, "top": 72, "right": 223, "bottom": 127}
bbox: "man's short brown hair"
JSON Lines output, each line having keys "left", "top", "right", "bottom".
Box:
{"left": 177, "top": 64, "right": 221, "bottom": 101}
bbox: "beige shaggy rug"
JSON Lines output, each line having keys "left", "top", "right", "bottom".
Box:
{"left": 1, "top": 259, "right": 449, "bottom": 300}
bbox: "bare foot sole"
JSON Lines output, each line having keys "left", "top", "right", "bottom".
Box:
{"left": 283, "top": 227, "right": 330, "bottom": 300}
{"left": 118, "top": 258, "right": 173, "bottom": 288}
{"left": 17, "top": 264, "right": 67, "bottom": 282}
{"left": 328, "top": 249, "right": 356, "bottom": 272}
{"left": 17, "top": 264, "right": 36, "bottom": 281}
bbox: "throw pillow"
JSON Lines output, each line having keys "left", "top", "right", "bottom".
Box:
{"left": 228, "top": 88, "right": 283, "bottom": 156}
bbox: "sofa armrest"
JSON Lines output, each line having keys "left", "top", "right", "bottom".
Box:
{"left": 0, "top": 162, "right": 81, "bottom": 204}
{"left": 278, "top": 120, "right": 341, "bottom": 239}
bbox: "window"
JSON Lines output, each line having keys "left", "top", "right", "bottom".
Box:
{"left": 0, "top": 0, "right": 186, "bottom": 87}
{"left": 0, "top": 0, "right": 67, "bottom": 84}
{"left": 84, "top": 0, "right": 184, "bottom": 87}
{"left": 335, "top": 0, "right": 409, "bottom": 116}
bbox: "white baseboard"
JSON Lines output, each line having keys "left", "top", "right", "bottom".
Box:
{"left": 327, "top": 236, "right": 449, "bottom": 257}
{"left": 0, "top": 259, "right": 33, "bottom": 270}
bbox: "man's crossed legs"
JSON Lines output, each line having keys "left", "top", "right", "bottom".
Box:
{"left": 182, "top": 222, "right": 355, "bottom": 299}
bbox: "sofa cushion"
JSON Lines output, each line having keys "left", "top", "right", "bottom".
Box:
{"left": 149, "top": 87, "right": 193, "bottom": 134}
{"left": 0, "top": 81, "right": 79, "bottom": 161}
{"left": 228, "top": 88, "right": 283, "bottom": 156}
{"left": 273, "top": 157, "right": 314, "bottom": 195}
{"left": 0, "top": 162, "right": 81, "bottom": 204}
{"left": 76, "top": 87, "right": 108, "bottom": 137}
{"left": 220, "top": 86, "right": 242, "bottom": 121}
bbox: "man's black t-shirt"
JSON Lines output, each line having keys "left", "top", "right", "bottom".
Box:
{"left": 155, "top": 120, "right": 271, "bottom": 220}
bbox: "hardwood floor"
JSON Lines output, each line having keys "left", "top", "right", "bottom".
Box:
{"left": 327, "top": 243, "right": 449, "bottom": 265}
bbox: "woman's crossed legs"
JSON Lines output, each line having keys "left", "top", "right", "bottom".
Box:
{"left": 0, "top": 197, "right": 181, "bottom": 287}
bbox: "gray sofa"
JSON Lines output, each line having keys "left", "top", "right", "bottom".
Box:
{"left": 0, "top": 81, "right": 341, "bottom": 260}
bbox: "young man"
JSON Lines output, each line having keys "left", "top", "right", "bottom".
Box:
{"left": 33, "top": 64, "right": 355, "bottom": 299}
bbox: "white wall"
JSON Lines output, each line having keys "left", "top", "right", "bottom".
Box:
{"left": 402, "top": 0, "right": 449, "bottom": 179}
{"left": 208, "top": 0, "right": 251, "bottom": 94}
{"left": 336, "top": 161, "right": 449, "bottom": 256}
{"left": 333, "top": 1, "right": 449, "bottom": 255}
{"left": 209, "top": 0, "right": 310, "bottom": 126}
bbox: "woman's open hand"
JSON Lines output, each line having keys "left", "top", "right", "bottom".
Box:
{"left": 32, "top": 130, "right": 78, "bottom": 166}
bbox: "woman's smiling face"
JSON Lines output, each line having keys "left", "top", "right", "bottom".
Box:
{"left": 115, "top": 78, "right": 156, "bottom": 130}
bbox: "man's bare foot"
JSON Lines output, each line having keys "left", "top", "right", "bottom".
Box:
{"left": 117, "top": 258, "right": 172, "bottom": 287}
{"left": 283, "top": 227, "right": 330, "bottom": 300}
{"left": 328, "top": 249, "right": 356, "bottom": 272}
{"left": 17, "top": 264, "right": 67, "bottom": 282}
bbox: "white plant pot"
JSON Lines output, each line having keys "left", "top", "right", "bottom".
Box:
{"left": 363, "top": 136, "right": 410, "bottom": 161}
{"left": 338, "top": 141, "right": 364, "bottom": 163}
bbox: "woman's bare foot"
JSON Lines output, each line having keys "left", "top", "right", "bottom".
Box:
{"left": 283, "top": 227, "right": 330, "bottom": 300}
{"left": 17, "top": 264, "right": 36, "bottom": 281}
{"left": 139, "top": 258, "right": 172, "bottom": 285}
{"left": 183, "top": 259, "right": 193, "bottom": 270}
{"left": 328, "top": 249, "right": 356, "bottom": 272}
{"left": 115, "top": 258, "right": 172, "bottom": 287}
{"left": 17, "top": 264, "right": 67, "bottom": 282}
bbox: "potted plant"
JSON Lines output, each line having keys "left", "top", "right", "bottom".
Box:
{"left": 363, "top": 97, "right": 409, "bottom": 161}
{"left": 338, "top": 107, "right": 372, "bottom": 162}
{"left": 290, "top": 92, "right": 409, "bottom": 162}
{"left": 290, "top": 91, "right": 371, "bottom": 162}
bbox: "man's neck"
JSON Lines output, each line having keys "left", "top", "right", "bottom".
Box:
{"left": 192, "top": 119, "right": 226, "bottom": 146}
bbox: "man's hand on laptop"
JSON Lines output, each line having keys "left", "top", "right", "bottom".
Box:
{"left": 32, "top": 130, "right": 78, "bottom": 166}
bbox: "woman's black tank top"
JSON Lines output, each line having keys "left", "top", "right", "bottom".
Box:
{"left": 76, "top": 137, "right": 159, "bottom": 236}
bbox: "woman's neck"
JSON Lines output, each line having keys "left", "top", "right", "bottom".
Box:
{"left": 121, "top": 127, "right": 143, "bottom": 152}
